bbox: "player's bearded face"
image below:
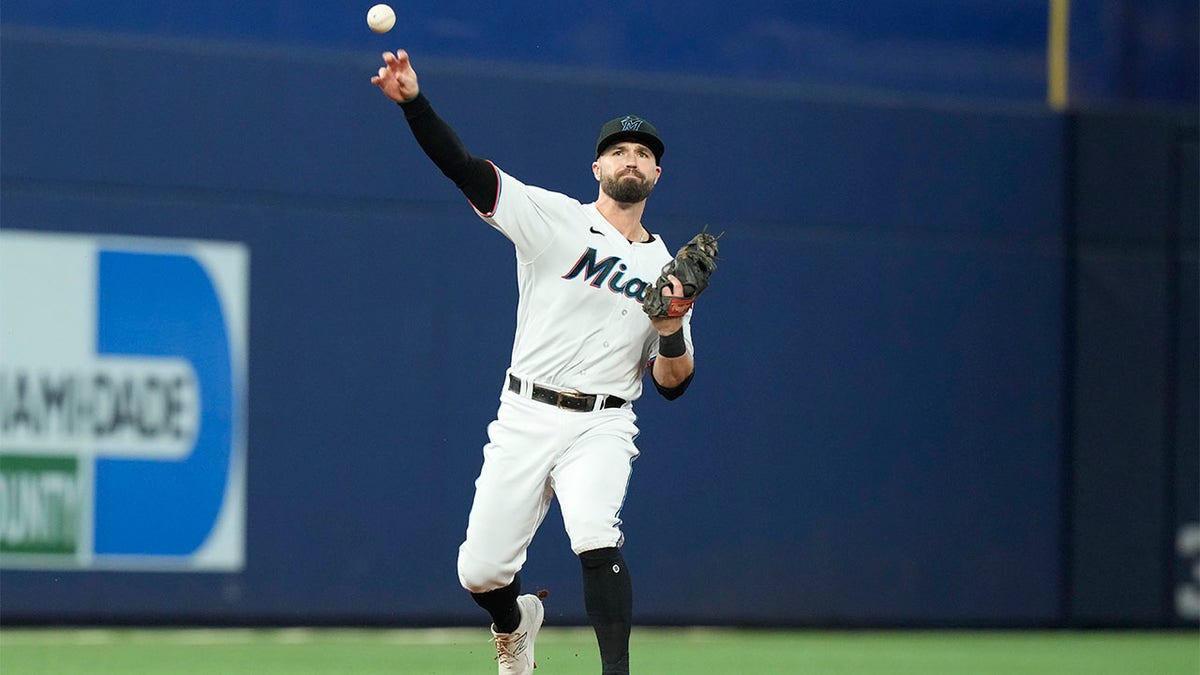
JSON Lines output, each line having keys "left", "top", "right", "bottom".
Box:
{"left": 600, "top": 167, "right": 656, "bottom": 204}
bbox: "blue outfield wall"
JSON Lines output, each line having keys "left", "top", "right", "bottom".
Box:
{"left": 2, "top": 0, "right": 1196, "bottom": 105}
{"left": 2, "top": 28, "right": 1068, "bottom": 625}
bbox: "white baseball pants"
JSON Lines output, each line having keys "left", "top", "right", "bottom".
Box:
{"left": 457, "top": 386, "right": 640, "bottom": 593}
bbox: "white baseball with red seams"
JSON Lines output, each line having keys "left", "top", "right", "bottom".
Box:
{"left": 455, "top": 164, "right": 693, "bottom": 591}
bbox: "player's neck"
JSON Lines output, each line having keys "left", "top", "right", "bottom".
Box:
{"left": 594, "top": 197, "right": 650, "bottom": 243}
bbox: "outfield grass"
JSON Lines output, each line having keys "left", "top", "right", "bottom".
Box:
{"left": 1, "top": 627, "right": 1196, "bottom": 674}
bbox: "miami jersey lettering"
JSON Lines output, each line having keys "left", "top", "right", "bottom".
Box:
{"left": 562, "top": 248, "right": 653, "bottom": 301}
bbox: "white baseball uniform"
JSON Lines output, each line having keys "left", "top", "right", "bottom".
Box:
{"left": 455, "top": 165, "right": 693, "bottom": 593}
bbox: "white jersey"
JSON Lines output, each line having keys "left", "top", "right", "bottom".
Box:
{"left": 477, "top": 165, "right": 693, "bottom": 402}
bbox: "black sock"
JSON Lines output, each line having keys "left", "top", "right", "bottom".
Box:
{"left": 471, "top": 575, "right": 522, "bottom": 634}
{"left": 580, "top": 547, "right": 632, "bottom": 675}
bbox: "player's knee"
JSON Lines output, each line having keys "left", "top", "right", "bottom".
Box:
{"left": 568, "top": 526, "right": 624, "bottom": 557}
{"left": 457, "top": 547, "right": 513, "bottom": 593}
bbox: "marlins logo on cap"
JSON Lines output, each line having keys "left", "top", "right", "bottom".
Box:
{"left": 596, "top": 115, "right": 664, "bottom": 163}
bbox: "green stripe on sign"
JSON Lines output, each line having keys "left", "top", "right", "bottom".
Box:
{"left": 0, "top": 454, "right": 81, "bottom": 554}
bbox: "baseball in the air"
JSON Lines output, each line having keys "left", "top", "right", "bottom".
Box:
{"left": 367, "top": 4, "right": 396, "bottom": 33}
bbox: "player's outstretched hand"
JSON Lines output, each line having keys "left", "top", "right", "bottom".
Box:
{"left": 371, "top": 49, "right": 420, "bottom": 103}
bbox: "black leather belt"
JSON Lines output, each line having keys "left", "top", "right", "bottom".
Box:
{"left": 508, "top": 374, "right": 627, "bottom": 412}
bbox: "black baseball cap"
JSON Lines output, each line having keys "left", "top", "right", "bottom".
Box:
{"left": 595, "top": 115, "right": 664, "bottom": 163}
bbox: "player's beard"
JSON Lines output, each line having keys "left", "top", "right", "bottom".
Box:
{"left": 601, "top": 170, "right": 656, "bottom": 204}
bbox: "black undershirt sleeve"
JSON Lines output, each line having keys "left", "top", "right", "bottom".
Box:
{"left": 397, "top": 93, "right": 498, "bottom": 214}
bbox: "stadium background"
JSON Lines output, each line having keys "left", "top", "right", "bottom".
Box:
{"left": 0, "top": 0, "right": 1197, "bottom": 631}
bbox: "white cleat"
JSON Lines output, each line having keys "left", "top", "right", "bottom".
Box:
{"left": 491, "top": 593, "right": 546, "bottom": 675}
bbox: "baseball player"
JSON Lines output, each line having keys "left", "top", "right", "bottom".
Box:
{"left": 372, "top": 49, "right": 716, "bottom": 675}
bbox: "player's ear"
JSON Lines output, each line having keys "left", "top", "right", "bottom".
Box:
{"left": 592, "top": 162, "right": 601, "bottom": 181}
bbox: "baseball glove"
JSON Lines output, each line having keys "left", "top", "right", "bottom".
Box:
{"left": 642, "top": 230, "right": 721, "bottom": 319}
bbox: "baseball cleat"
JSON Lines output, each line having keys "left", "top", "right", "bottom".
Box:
{"left": 491, "top": 593, "right": 546, "bottom": 674}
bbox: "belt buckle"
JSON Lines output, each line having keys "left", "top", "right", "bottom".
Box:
{"left": 555, "top": 390, "right": 591, "bottom": 411}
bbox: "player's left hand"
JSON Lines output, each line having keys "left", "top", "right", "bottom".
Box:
{"left": 642, "top": 229, "right": 720, "bottom": 321}
{"left": 649, "top": 274, "right": 685, "bottom": 335}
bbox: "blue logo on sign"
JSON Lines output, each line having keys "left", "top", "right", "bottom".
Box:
{"left": 93, "top": 251, "right": 233, "bottom": 556}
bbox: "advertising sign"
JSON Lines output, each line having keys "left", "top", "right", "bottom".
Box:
{"left": 0, "top": 231, "right": 248, "bottom": 571}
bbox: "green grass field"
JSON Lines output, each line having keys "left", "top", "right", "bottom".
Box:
{"left": 1, "top": 627, "right": 1196, "bottom": 674}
